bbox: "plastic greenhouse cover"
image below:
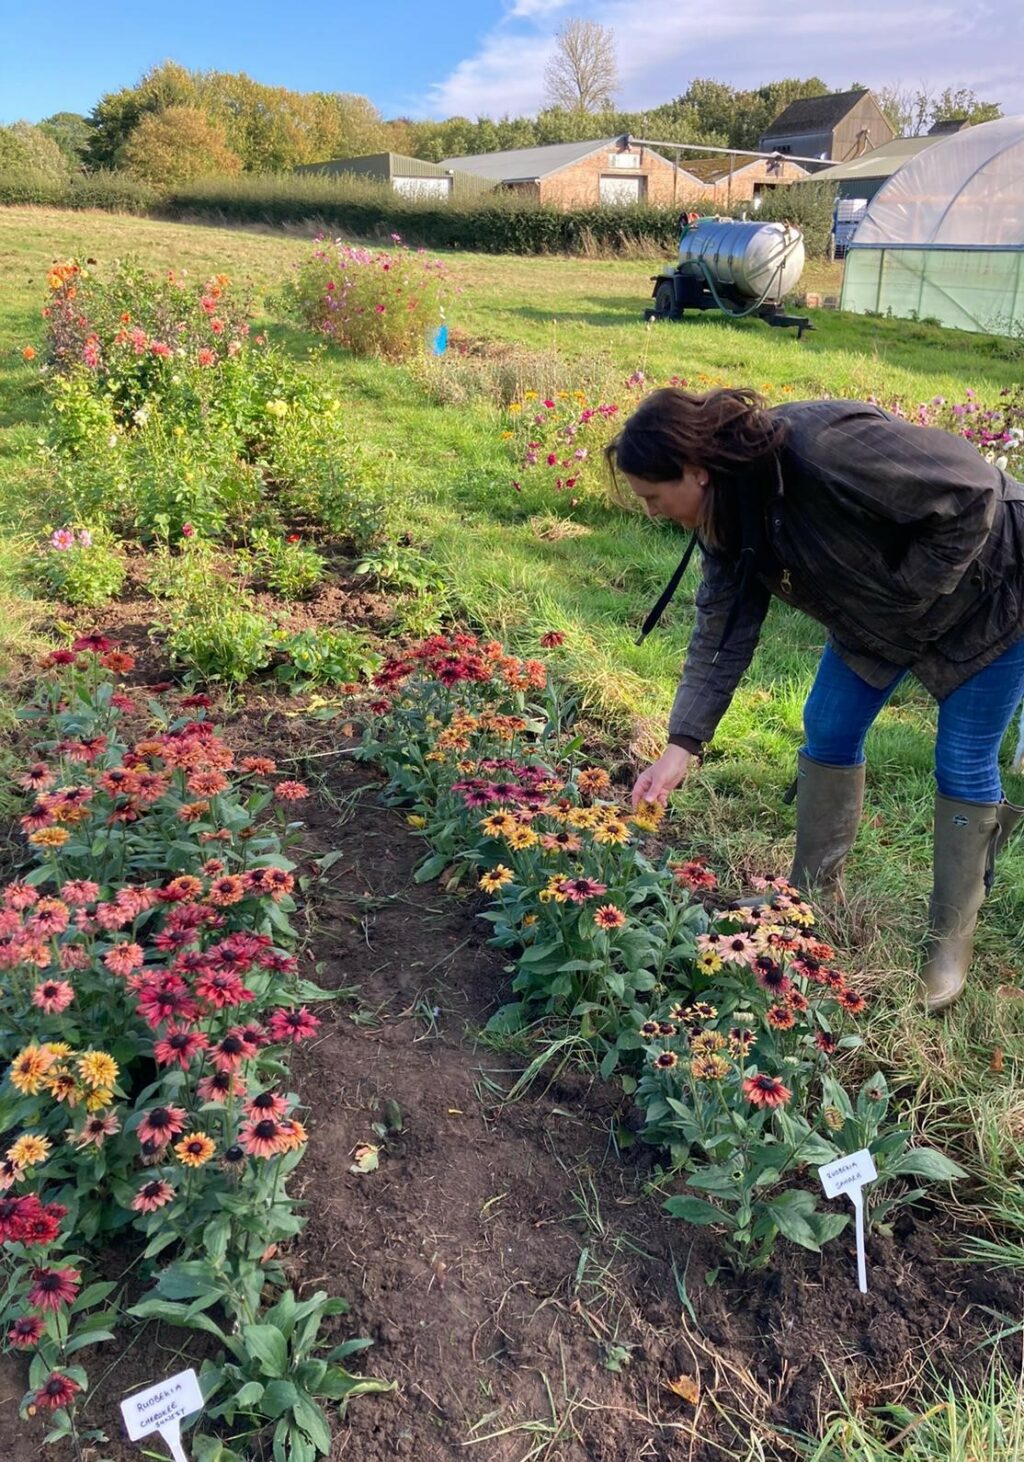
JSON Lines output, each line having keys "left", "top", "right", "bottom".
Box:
{"left": 852, "top": 115, "right": 1024, "bottom": 248}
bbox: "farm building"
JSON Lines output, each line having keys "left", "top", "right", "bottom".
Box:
{"left": 759, "top": 89, "right": 894, "bottom": 163}
{"left": 294, "top": 152, "right": 491, "bottom": 201}
{"left": 793, "top": 135, "right": 942, "bottom": 203}
{"left": 438, "top": 138, "right": 699, "bottom": 208}
{"left": 841, "top": 115, "right": 1024, "bottom": 334}
{"left": 674, "top": 154, "right": 810, "bottom": 206}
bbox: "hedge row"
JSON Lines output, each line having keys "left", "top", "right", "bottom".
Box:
{"left": 0, "top": 168, "right": 837, "bottom": 259}
{"left": 0, "top": 169, "right": 158, "bottom": 213}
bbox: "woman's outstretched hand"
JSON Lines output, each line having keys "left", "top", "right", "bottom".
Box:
{"left": 630, "top": 745, "right": 694, "bottom": 810}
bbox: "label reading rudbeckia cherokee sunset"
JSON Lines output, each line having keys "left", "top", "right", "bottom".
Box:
{"left": 120, "top": 1367, "right": 203, "bottom": 1462}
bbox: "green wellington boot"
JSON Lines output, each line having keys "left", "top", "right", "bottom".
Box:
{"left": 788, "top": 752, "right": 866, "bottom": 891}
{"left": 922, "top": 796, "right": 1024, "bottom": 1015}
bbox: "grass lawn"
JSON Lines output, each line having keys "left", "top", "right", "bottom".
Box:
{"left": 2, "top": 203, "right": 1023, "bottom": 1221}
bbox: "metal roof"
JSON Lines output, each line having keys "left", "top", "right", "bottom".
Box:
{"left": 295, "top": 152, "right": 449, "bottom": 178}
{"left": 763, "top": 89, "right": 871, "bottom": 137}
{"left": 793, "top": 135, "right": 939, "bottom": 183}
{"left": 439, "top": 138, "right": 647, "bottom": 181}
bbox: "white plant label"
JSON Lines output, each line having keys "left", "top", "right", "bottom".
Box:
{"left": 819, "top": 1148, "right": 878, "bottom": 1294}
{"left": 120, "top": 1367, "right": 203, "bottom": 1462}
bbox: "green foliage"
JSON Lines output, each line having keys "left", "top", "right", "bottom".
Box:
{"left": 33, "top": 526, "right": 127, "bottom": 608}
{"left": 37, "top": 113, "right": 93, "bottom": 166}
{"left": 149, "top": 537, "right": 277, "bottom": 683}
{"left": 162, "top": 177, "right": 837, "bottom": 259}
{"left": 36, "top": 255, "right": 362, "bottom": 548}
{"left": 275, "top": 627, "right": 379, "bottom": 691}
{"left": 131, "top": 1277, "right": 393, "bottom": 1460}
{"left": 86, "top": 59, "right": 388, "bottom": 173}
{"left": 243, "top": 530, "right": 326, "bottom": 600}
{"left": 0, "top": 122, "right": 70, "bottom": 185}
{"left": 164, "top": 600, "right": 276, "bottom": 685}
{"left": 0, "top": 170, "right": 158, "bottom": 212}
{"left": 120, "top": 106, "right": 243, "bottom": 185}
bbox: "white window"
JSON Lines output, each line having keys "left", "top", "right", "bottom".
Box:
{"left": 600, "top": 174, "right": 645, "bottom": 205}
{"left": 608, "top": 152, "right": 640, "bottom": 167}
{"left": 392, "top": 176, "right": 451, "bottom": 200}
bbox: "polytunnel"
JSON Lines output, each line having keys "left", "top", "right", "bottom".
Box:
{"left": 840, "top": 115, "right": 1024, "bottom": 335}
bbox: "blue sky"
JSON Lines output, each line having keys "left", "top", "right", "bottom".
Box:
{"left": 3, "top": 0, "right": 1022, "bottom": 125}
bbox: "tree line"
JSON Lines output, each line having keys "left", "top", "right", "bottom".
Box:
{"left": 3, "top": 57, "right": 1003, "bottom": 190}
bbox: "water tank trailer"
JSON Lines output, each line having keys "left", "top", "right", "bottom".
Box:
{"left": 646, "top": 215, "right": 812, "bottom": 337}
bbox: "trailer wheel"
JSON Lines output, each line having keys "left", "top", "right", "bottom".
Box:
{"left": 653, "top": 279, "right": 679, "bottom": 320}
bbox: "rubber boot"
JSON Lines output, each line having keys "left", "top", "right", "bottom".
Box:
{"left": 733, "top": 754, "right": 865, "bottom": 910}
{"left": 789, "top": 753, "right": 866, "bottom": 891}
{"left": 921, "top": 795, "right": 1023, "bottom": 1015}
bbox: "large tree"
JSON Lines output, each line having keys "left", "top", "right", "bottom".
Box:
{"left": 875, "top": 82, "right": 1002, "bottom": 136}
{"left": 544, "top": 19, "right": 618, "bottom": 113}
{"left": 120, "top": 107, "right": 242, "bottom": 185}
{"left": 0, "top": 122, "right": 70, "bottom": 183}
{"left": 37, "top": 112, "right": 92, "bottom": 167}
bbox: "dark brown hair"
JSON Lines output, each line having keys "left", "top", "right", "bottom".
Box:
{"left": 605, "top": 387, "right": 788, "bottom": 545}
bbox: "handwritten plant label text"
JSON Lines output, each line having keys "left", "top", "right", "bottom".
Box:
{"left": 819, "top": 1149, "right": 877, "bottom": 1200}
{"left": 120, "top": 1367, "right": 203, "bottom": 1462}
{"left": 818, "top": 1147, "right": 878, "bottom": 1294}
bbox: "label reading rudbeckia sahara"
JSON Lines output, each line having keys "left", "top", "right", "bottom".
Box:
{"left": 818, "top": 1148, "right": 877, "bottom": 1200}
{"left": 819, "top": 1148, "right": 877, "bottom": 1294}
{"left": 120, "top": 1367, "right": 203, "bottom": 1462}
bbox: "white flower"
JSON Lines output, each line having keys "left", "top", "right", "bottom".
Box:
{"left": 995, "top": 455, "right": 1008, "bottom": 470}
{"left": 108, "top": 433, "right": 119, "bottom": 448}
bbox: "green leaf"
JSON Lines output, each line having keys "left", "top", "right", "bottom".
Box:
{"left": 232, "top": 1381, "right": 266, "bottom": 1409}
{"left": 764, "top": 1192, "right": 823, "bottom": 1251}
{"left": 154, "top": 1261, "right": 222, "bottom": 1300}
{"left": 261, "top": 1379, "right": 301, "bottom": 1418}
{"left": 663, "top": 1195, "right": 722, "bottom": 1226}
{"left": 283, "top": 1427, "right": 317, "bottom": 1462}
{"left": 412, "top": 854, "right": 448, "bottom": 884}
{"left": 64, "top": 1329, "right": 116, "bottom": 1355}
{"left": 292, "top": 1393, "right": 333, "bottom": 1453}
{"left": 884, "top": 1147, "right": 966, "bottom": 1183}
{"left": 242, "top": 1323, "right": 290, "bottom": 1379}
{"left": 516, "top": 939, "right": 564, "bottom": 965}
{"left": 203, "top": 1216, "right": 231, "bottom": 1266}
{"left": 808, "top": 1211, "right": 849, "bottom": 1245}
{"left": 129, "top": 1298, "right": 228, "bottom": 1342}
{"left": 71, "top": 1281, "right": 117, "bottom": 1312}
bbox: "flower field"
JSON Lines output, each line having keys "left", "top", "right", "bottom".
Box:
{"left": 0, "top": 205, "right": 1022, "bottom": 1459}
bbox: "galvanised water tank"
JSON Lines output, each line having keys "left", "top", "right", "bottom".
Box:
{"left": 676, "top": 219, "right": 805, "bottom": 304}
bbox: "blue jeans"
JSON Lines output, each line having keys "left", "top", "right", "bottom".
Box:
{"left": 802, "top": 640, "right": 1024, "bottom": 803}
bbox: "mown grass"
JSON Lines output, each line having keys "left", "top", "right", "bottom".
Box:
{"left": 2, "top": 205, "right": 1023, "bottom": 1243}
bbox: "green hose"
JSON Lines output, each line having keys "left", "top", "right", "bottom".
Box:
{"left": 695, "top": 231, "right": 802, "bottom": 319}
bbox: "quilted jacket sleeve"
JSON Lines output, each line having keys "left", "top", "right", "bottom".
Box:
{"left": 667, "top": 548, "right": 772, "bottom": 747}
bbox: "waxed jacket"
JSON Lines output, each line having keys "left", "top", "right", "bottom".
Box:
{"left": 668, "top": 399, "right": 1024, "bottom": 748}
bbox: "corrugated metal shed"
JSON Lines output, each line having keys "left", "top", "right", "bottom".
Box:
{"left": 296, "top": 152, "right": 445, "bottom": 179}
{"left": 794, "top": 135, "right": 939, "bottom": 184}
{"left": 294, "top": 152, "right": 492, "bottom": 198}
{"left": 439, "top": 138, "right": 620, "bottom": 182}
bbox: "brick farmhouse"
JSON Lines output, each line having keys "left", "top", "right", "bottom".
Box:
{"left": 439, "top": 138, "right": 707, "bottom": 207}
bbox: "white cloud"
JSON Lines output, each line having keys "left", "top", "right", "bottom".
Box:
{"left": 424, "top": 0, "right": 1024, "bottom": 120}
